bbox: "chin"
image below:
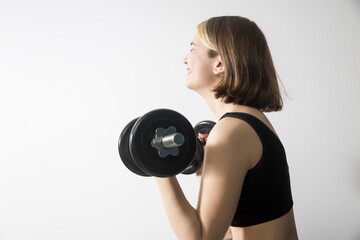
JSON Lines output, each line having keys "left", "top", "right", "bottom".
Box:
{"left": 185, "top": 78, "right": 194, "bottom": 90}
{"left": 186, "top": 80, "right": 205, "bottom": 95}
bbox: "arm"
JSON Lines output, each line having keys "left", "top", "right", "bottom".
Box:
{"left": 197, "top": 134, "right": 232, "bottom": 240}
{"left": 155, "top": 119, "right": 254, "bottom": 240}
{"left": 155, "top": 177, "right": 202, "bottom": 239}
{"left": 197, "top": 166, "right": 233, "bottom": 240}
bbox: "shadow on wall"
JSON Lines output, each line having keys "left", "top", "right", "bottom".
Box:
{"left": 353, "top": 232, "right": 360, "bottom": 240}
{"left": 350, "top": 156, "right": 360, "bottom": 195}
{"left": 354, "top": 157, "right": 360, "bottom": 240}
{"left": 346, "top": 155, "right": 360, "bottom": 240}
{"left": 354, "top": 0, "right": 360, "bottom": 10}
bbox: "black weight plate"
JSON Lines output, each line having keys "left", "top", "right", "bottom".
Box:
{"left": 182, "top": 120, "right": 216, "bottom": 175}
{"left": 194, "top": 120, "right": 216, "bottom": 135}
{"left": 118, "top": 118, "right": 150, "bottom": 177}
{"left": 129, "top": 109, "right": 196, "bottom": 177}
{"left": 182, "top": 140, "right": 204, "bottom": 175}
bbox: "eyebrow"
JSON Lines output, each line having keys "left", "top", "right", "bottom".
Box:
{"left": 190, "top": 42, "right": 197, "bottom": 46}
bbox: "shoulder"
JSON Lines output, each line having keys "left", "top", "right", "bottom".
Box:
{"left": 207, "top": 116, "right": 260, "bottom": 150}
{"left": 206, "top": 115, "right": 263, "bottom": 169}
{"left": 209, "top": 116, "right": 254, "bottom": 142}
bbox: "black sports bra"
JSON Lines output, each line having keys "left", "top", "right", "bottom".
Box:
{"left": 220, "top": 112, "right": 293, "bottom": 227}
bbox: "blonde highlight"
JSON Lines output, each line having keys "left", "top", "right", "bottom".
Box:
{"left": 197, "top": 21, "right": 217, "bottom": 51}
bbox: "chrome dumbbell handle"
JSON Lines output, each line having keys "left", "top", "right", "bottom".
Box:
{"left": 151, "top": 132, "right": 185, "bottom": 149}
{"left": 151, "top": 126, "right": 185, "bottom": 158}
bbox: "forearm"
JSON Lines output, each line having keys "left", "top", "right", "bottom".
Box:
{"left": 155, "top": 177, "right": 202, "bottom": 240}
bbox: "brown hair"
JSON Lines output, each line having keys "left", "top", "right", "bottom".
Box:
{"left": 197, "top": 16, "right": 283, "bottom": 112}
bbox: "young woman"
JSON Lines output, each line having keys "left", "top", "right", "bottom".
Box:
{"left": 155, "top": 16, "right": 298, "bottom": 240}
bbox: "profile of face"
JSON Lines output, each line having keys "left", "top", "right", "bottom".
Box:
{"left": 183, "top": 34, "right": 224, "bottom": 95}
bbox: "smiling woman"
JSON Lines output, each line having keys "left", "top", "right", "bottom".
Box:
{"left": 156, "top": 16, "right": 298, "bottom": 240}
{"left": 1, "top": 0, "right": 360, "bottom": 239}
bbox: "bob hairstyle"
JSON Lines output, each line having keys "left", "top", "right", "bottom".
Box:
{"left": 197, "top": 16, "right": 283, "bottom": 112}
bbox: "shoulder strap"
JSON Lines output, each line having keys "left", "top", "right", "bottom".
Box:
{"left": 220, "top": 112, "right": 282, "bottom": 151}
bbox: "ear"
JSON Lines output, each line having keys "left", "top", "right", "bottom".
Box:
{"left": 212, "top": 55, "right": 225, "bottom": 76}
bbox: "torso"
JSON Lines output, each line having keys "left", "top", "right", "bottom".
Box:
{"left": 230, "top": 209, "right": 298, "bottom": 240}
{"left": 218, "top": 106, "right": 298, "bottom": 240}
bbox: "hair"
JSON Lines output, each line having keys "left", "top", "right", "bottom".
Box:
{"left": 197, "top": 16, "right": 283, "bottom": 112}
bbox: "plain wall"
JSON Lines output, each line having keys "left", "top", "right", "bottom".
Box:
{"left": 1, "top": 0, "right": 360, "bottom": 239}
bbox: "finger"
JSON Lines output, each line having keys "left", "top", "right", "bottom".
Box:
{"left": 197, "top": 133, "right": 208, "bottom": 143}
{"left": 198, "top": 133, "right": 207, "bottom": 138}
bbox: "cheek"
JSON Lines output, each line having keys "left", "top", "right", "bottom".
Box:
{"left": 186, "top": 65, "right": 213, "bottom": 89}
{"left": 198, "top": 61, "right": 214, "bottom": 78}
{"left": 187, "top": 53, "right": 194, "bottom": 66}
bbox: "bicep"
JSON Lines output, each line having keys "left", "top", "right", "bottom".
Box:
{"left": 196, "top": 138, "right": 249, "bottom": 240}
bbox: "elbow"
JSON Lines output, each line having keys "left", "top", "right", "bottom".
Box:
{"left": 179, "top": 212, "right": 203, "bottom": 240}
{"left": 190, "top": 214, "right": 203, "bottom": 240}
{"left": 171, "top": 212, "right": 202, "bottom": 240}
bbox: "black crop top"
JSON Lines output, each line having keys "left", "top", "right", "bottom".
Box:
{"left": 220, "top": 112, "right": 293, "bottom": 227}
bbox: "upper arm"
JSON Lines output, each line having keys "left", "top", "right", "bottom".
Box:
{"left": 196, "top": 119, "right": 256, "bottom": 240}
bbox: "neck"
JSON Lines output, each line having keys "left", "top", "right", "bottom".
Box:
{"left": 199, "top": 90, "right": 250, "bottom": 120}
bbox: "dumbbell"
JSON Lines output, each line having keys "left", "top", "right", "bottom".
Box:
{"left": 118, "top": 109, "right": 216, "bottom": 177}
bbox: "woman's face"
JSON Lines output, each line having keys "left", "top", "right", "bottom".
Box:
{"left": 183, "top": 34, "right": 220, "bottom": 94}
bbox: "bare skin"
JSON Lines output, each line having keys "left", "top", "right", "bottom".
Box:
{"left": 155, "top": 33, "right": 298, "bottom": 240}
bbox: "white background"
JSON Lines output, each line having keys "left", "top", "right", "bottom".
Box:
{"left": 1, "top": 0, "right": 360, "bottom": 239}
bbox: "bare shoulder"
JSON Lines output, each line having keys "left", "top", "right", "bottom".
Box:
{"left": 206, "top": 115, "right": 264, "bottom": 169}
{"left": 209, "top": 117, "right": 250, "bottom": 143}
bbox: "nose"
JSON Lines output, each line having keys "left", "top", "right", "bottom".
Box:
{"left": 183, "top": 54, "right": 188, "bottom": 65}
